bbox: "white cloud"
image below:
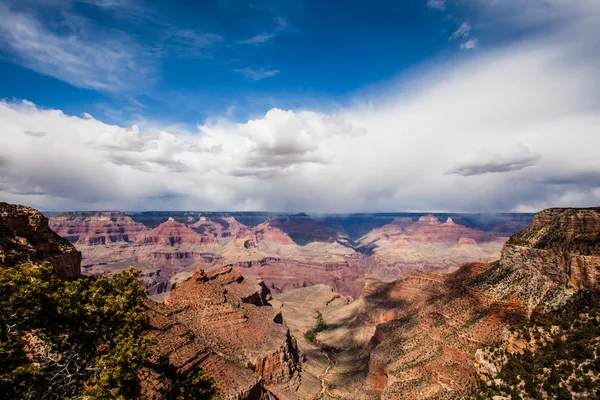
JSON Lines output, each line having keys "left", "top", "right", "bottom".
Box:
{"left": 450, "top": 22, "right": 471, "bottom": 40}
{"left": 460, "top": 39, "right": 478, "bottom": 50}
{"left": 233, "top": 67, "right": 280, "bottom": 81}
{"left": 0, "top": 3, "right": 152, "bottom": 92}
{"left": 427, "top": 0, "right": 446, "bottom": 11}
{"left": 1, "top": 0, "right": 600, "bottom": 212}
{"left": 238, "top": 17, "right": 288, "bottom": 46}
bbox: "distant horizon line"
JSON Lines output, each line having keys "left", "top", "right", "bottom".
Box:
{"left": 42, "top": 210, "right": 540, "bottom": 215}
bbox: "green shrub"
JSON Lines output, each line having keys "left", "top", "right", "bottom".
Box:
{"left": 0, "top": 262, "right": 217, "bottom": 399}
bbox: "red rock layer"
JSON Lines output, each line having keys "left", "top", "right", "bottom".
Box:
{"left": 164, "top": 267, "right": 301, "bottom": 392}
{"left": 49, "top": 212, "right": 149, "bottom": 245}
{"left": 363, "top": 208, "right": 600, "bottom": 399}
{"left": 253, "top": 221, "right": 295, "bottom": 244}
{"left": 137, "top": 218, "right": 207, "bottom": 246}
{"left": 403, "top": 215, "right": 495, "bottom": 243}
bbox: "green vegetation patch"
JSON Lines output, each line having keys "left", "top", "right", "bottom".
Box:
{"left": 305, "top": 311, "right": 328, "bottom": 343}
{"left": 0, "top": 262, "right": 218, "bottom": 399}
{"left": 470, "top": 293, "right": 600, "bottom": 400}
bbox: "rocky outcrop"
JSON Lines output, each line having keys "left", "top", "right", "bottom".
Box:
{"left": 0, "top": 202, "right": 81, "bottom": 278}
{"left": 164, "top": 266, "right": 301, "bottom": 395}
{"left": 253, "top": 221, "right": 295, "bottom": 244}
{"left": 49, "top": 212, "right": 148, "bottom": 245}
{"left": 144, "top": 300, "right": 273, "bottom": 399}
{"left": 404, "top": 214, "right": 496, "bottom": 243}
{"left": 471, "top": 208, "right": 600, "bottom": 316}
{"left": 503, "top": 207, "right": 600, "bottom": 290}
{"left": 359, "top": 207, "right": 600, "bottom": 398}
{"left": 137, "top": 218, "right": 206, "bottom": 246}
{"left": 0, "top": 203, "right": 300, "bottom": 399}
{"left": 357, "top": 215, "right": 503, "bottom": 276}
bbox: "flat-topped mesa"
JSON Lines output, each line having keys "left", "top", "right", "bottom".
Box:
{"left": 0, "top": 202, "right": 81, "bottom": 278}
{"left": 136, "top": 217, "right": 207, "bottom": 246}
{"left": 49, "top": 211, "right": 149, "bottom": 245}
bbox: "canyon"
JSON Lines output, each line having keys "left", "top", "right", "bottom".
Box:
{"left": 5, "top": 203, "right": 599, "bottom": 399}
{"left": 48, "top": 211, "right": 530, "bottom": 299}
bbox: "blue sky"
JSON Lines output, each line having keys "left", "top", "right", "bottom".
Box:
{"left": 1, "top": 0, "right": 599, "bottom": 212}
{"left": 0, "top": 0, "right": 482, "bottom": 126}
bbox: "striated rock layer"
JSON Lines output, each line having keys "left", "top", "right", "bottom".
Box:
{"left": 1, "top": 203, "right": 305, "bottom": 400}
{"left": 49, "top": 212, "right": 148, "bottom": 245}
{"left": 272, "top": 207, "right": 600, "bottom": 399}
{"left": 358, "top": 214, "right": 504, "bottom": 276}
{"left": 364, "top": 207, "right": 600, "bottom": 399}
{"left": 49, "top": 211, "right": 521, "bottom": 298}
{"left": 0, "top": 202, "right": 81, "bottom": 278}
{"left": 151, "top": 266, "right": 302, "bottom": 399}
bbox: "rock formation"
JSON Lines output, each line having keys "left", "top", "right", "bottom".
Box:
{"left": 273, "top": 207, "right": 600, "bottom": 399}
{"left": 1, "top": 202, "right": 305, "bottom": 399}
{"left": 0, "top": 202, "right": 81, "bottom": 278}
{"left": 47, "top": 211, "right": 526, "bottom": 298}
{"left": 49, "top": 212, "right": 148, "bottom": 245}
{"left": 358, "top": 214, "right": 504, "bottom": 275}
{"left": 151, "top": 266, "right": 302, "bottom": 398}
{"left": 362, "top": 207, "right": 600, "bottom": 398}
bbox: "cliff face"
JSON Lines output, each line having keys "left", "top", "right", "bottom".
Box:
{"left": 161, "top": 266, "right": 302, "bottom": 398}
{"left": 357, "top": 214, "right": 504, "bottom": 276}
{"left": 503, "top": 207, "right": 600, "bottom": 292}
{"left": 280, "top": 207, "right": 600, "bottom": 399}
{"left": 472, "top": 208, "right": 600, "bottom": 316}
{"left": 366, "top": 208, "right": 600, "bottom": 399}
{"left": 0, "top": 202, "right": 81, "bottom": 278}
{"left": 49, "top": 212, "right": 149, "bottom": 245}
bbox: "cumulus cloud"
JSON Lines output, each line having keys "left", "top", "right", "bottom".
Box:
{"left": 1, "top": 0, "right": 600, "bottom": 212}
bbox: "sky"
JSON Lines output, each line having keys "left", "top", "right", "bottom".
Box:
{"left": 0, "top": 0, "right": 599, "bottom": 212}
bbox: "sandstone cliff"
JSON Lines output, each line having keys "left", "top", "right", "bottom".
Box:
{"left": 365, "top": 207, "right": 600, "bottom": 399}
{"left": 274, "top": 208, "right": 600, "bottom": 399}
{"left": 49, "top": 211, "right": 148, "bottom": 245}
{"left": 0, "top": 202, "right": 81, "bottom": 278}
{"left": 156, "top": 266, "right": 302, "bottom": 398}
{"left": 472, "top": 207, "right": 600, "bottom": 316}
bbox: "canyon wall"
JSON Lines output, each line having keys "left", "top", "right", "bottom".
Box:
{"left": 0, "top": 202, "right": 81, "bottom": 278}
